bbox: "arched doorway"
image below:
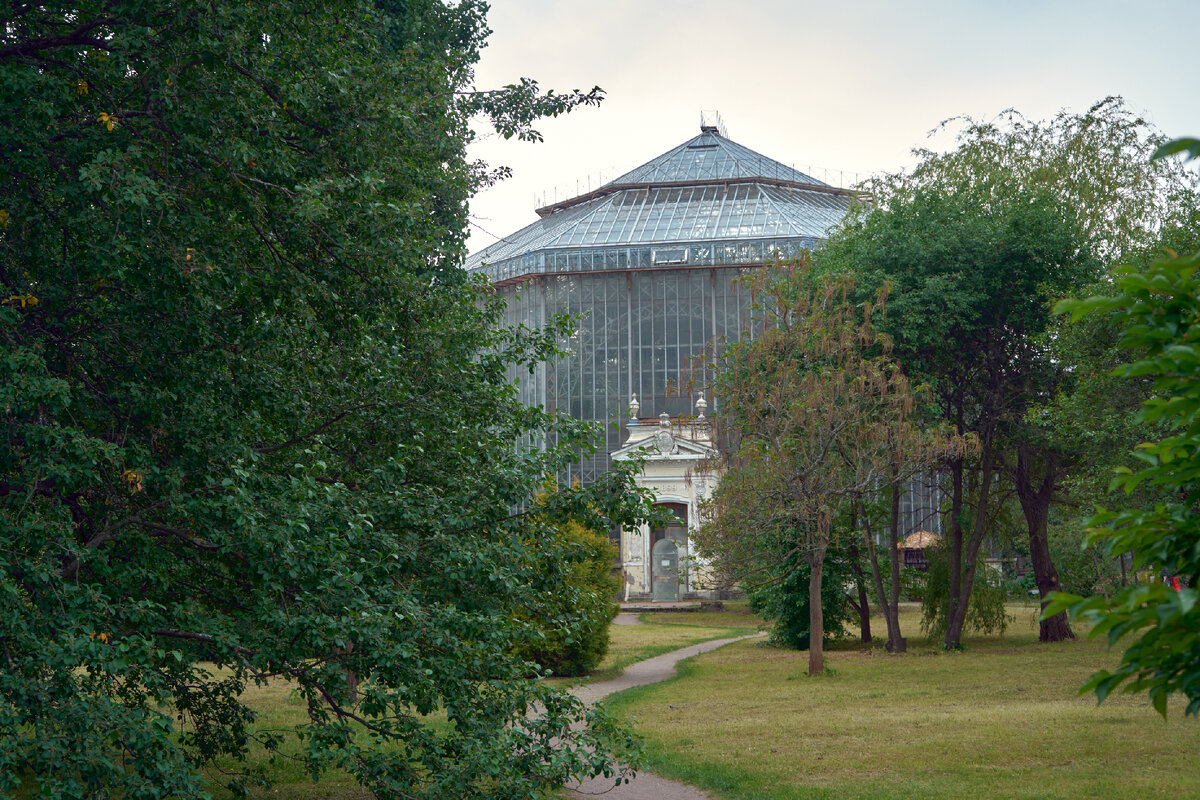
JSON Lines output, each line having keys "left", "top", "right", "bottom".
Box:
{"left": 650, "top": 503, "right": 688, "bottom": 602}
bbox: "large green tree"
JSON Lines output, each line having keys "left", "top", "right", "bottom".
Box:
{"left": 1049, "top": 237, "right": 1200, "bottom": 715}
{"left": 1046, "top": 138, "right": 1200, "bottom": 717}
{"left": 966, "top": 101, "right": 1199, "bottom": 640}
{"left": 0, "top": 4, "right": 652, "bottom": 798}
{"left": 813, "top": 100, "right": 1200, "bottom": 645}
{"left": 819, "top": 177, "right": 1095, "bottom": 647}
{"left": 1034, "top": 174, "right": 1200, "bottom": 573}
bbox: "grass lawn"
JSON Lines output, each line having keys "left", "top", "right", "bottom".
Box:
{"left": 196, "top": 604, "right": 761, "bottom": 797}
{"left": 576, "top": 604, "right": 764, "bottom": 684}
{"left": 602, "top": 603, "right": 1200, "bottom": 800}
{"left": 200, "top": 673, "right": 382, "bottom": 800}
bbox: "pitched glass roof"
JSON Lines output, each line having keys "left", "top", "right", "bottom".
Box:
{"left": 607, "top": 129, "right": 825, "bottom": 186}
{"left": 465, "top": 128, "right": 854, "bottom": 274}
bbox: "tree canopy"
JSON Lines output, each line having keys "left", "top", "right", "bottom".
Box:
{"left": 811, "top": 100, "right": 1200, "bottom": 646}
{"left": 819, "top": 172, "right": 1095, "bottom": 647}
{"left": 0, "top": 3, "right": 650, "bottom": 798}
{"left": 1048, "top": 139, "right": 1200, "bottom": 716}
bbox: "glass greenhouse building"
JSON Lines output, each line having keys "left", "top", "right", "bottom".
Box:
{"left": 466, "top": 124, "right": 858, "bottom": 485}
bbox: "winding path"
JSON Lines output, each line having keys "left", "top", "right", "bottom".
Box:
{"left": 564, "top": 629, "right": 762, "bottom": 800}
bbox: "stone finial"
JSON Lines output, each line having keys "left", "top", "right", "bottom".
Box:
{"left": 659, "top": 411, "right": 671, "bottom": 428}
{"left": 695, "top": 393, "right": 708, "bottom": 421}
{"left": 628, "top": 394, "right": 640, "bottom": 422}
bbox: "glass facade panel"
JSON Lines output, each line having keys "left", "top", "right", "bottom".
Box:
{"left": 471, "top": 128, "right": 858, "bottom": 492}
{"left": 499, "top": 265, "right": 750, "bottom": 484}
{"left": 899, "top": 471, "right": 945, "bottom": 538}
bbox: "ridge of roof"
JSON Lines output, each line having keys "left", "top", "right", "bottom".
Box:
{"left": 533, "top": 130, "right": 842, "bottom": 218}
{"left": 612, "top": 130, "right": 825, "bottom": 187}
{"left": 465, "top": 182, "right": 848, "bottom": 270}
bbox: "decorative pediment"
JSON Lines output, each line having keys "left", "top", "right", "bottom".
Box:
{"left": 612, "top": 397, "right": 718, "bottom": 463}
{"left": 612, "top": 433, "right": 715, "bottom": 462}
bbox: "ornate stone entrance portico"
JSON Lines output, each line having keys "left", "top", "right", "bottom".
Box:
{"left": 611, "top": 395, "right": 721, "bottom": 601}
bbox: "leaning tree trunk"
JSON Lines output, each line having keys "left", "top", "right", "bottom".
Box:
{"left": 946, "top": 429, "right": 998, "bottom": 649}
{"left": 847, "top": 542, "right": 872, "bottom": 643}
{"left": 863, "top": 518, "right": 899, "bottom": 649}
{"left": 863, "top": 486, "right": 906, "bottom": 652}
{"left": 1015, "top": 445, "right": 1074, "bottom": 642}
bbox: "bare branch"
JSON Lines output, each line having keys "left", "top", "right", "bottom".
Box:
{"left": 150, "top": 628, "right": 255, "bottom": 657}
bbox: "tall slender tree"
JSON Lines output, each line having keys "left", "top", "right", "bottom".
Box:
{"left": 698, "top": 265, "right": 945, "bottom": 673}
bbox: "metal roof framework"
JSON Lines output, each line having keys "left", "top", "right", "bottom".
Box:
{"left": 465, "top": 129, "right": 859, "bottom": 281}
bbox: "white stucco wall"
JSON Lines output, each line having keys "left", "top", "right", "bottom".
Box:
{"left": 612, "top": 406, "right": 720, "bottom": 599}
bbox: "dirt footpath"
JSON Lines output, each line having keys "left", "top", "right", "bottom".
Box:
{"left": 564, "top": 633, "right": 761, "bottom": 800}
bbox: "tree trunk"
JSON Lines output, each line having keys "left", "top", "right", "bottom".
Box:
{"left": 944, "top": 455, "right": 965, "bottom": 649}
{"left": 1014, "top": 445, "right": 1074, "bottom": 642}
{"left": 857, "top": 577, "right": 872, "bottom": 644}
{"left": 886, "top": 469, "right": 906, "bottom": 652}
{"left": 808, "top": 544, "right": 827, "bottom": 676}
{"left": 942, "top": 394, "right": 967, "bottom": 649}
{"left": 848, "top": 543, "right": 872, "bottom": 643}
{"left": 863, "top": 511, "right": 898, "bottom": 646}
{"left": 847, "top": 508, "right": 872, "bottom": 644}
{"left": 946, "top": 430, "right": 998, "bottom": 649}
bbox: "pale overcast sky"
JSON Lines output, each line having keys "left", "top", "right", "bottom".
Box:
{"left": 465, "top": 0, "right": 1200, "bottom": 255}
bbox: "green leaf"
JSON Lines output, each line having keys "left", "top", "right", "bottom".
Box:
{"left": 1152, "top": 137, "right": 1200, "bottom": 163}
{"left": 1151, "top": 686, "right": 1169, "bottom": 719}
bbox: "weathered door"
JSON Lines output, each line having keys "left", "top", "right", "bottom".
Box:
{"left": 652, "top": 537, "right": 680, "bottom": 601}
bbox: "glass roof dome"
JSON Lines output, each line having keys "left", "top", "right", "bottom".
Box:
{"left": 465, "top": 128, "right": 857, "bottom": 283}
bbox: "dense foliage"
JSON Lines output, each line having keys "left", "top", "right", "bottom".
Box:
{"left": 815, "top": 105, "right": 1165, "bottom": 644}
{"left": 516, "top": 519, "right": 619, "bottom": 677}
{"left": 0, "top": 3, "right": 653, "bottom": 798}
{"left": 1050, "top": 155, "right": 1200, "bottom": 714}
